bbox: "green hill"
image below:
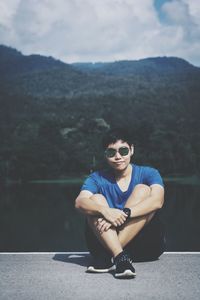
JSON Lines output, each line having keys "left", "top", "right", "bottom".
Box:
{"left": 0, "top": 45, "right": 200, "bottom": 181}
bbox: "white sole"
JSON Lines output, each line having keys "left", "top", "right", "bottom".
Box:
{"left": 86, "top": 265, "right": 116, "bottom": 273}
{"left": 115, "top": 269, "right": 136, "bottom": 278}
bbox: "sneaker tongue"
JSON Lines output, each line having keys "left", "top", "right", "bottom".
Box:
{"left": 114, "top": 251, "right": 123, "bottom": 260}
{"left": 114, "top": 251, "right": 127, "bottom": 263}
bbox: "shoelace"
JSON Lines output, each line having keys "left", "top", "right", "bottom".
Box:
{"left": 115, "top": 253, "right": 133, "bottom": 265}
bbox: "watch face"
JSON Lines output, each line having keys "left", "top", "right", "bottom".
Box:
{"left": 123, "top": 208, "right": 131, "bottom": 217}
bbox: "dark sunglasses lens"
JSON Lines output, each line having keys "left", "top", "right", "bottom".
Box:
{"left": 105, "top": 147, "right": 129, "bottom": 158}
{"left": 105, "top": 148, "right": 116, "bottom": 158}
{"left": 119, "top": 147, "right": 129, "bottom": 156}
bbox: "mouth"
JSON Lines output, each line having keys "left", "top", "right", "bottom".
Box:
{"left": 114, "top": 161, "right": 124, "bottom": 165}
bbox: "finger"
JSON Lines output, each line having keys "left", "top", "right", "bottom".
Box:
{"left": 98, "top": 220, "right": 107, "bottom": 232}
{"left": 97, "top": 222, "right": 104, "bottom": 232}
{"left": 98, "top": 226, "right": 104, "bottom": 233}
{"left": 120, "top": 216, "right": 126, "bottom": 223}
{"left": 95, "top": 218, "right": 102, "bottom": 226}
{"left": 97, "top": 219, "right": 104, "bottom": 228}
{"left": 121, "top": 212, "right": 128, "bottom": 217}
{"left": 99, "top": 221, "right": 109, "bottom": 234}
{"left": 119, "top": 217, "right": 127, "bottom": 225}
{"left": 116, "top": 217, "right": 125, "bottom": 225}
{"left": 105, "top": 223, "right": 111, "bottom": 231}
{"left": 121, "top": 215, "right": 127, "bottom": 221}
{"left": 116, "top": 209, "right": 127, "bottom": 217}
{"left": 100, "top": 223, "right": 109, "bottom": 234}
{"left": 113, "top": 221, "right": 118, "bottom": 227}
{"left": 117, "top": 220, "right": 123, "bottom": 226}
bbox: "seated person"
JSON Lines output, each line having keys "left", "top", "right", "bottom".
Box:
{"left": 75, "top": 128, "right": 165, "bottom": 279}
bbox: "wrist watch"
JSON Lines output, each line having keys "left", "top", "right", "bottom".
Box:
{"left": 123, "top": 207, "right": 131, "bottom": 220}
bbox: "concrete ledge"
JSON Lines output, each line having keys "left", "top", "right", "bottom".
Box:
{"left": 1, "top": 251, "right": 200, "bottom": 254}
{"left": 0, "top": 253, "right": 200, "bottom": 300}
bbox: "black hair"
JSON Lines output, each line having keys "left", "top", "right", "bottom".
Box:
{"left": 102, "top": 127, "right": 133, "bottom": 149}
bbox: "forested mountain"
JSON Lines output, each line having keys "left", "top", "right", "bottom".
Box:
{"left": 0, "top": 45, "right": 73, "bottom": 77}
{"left": 0, "top": 45, "right": 200, "bottom": 181}
{"left": 73, "top": 57, "right": 197, "bottom": 75}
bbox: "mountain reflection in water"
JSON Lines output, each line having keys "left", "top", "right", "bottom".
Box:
{"left": 0, "top": 181, "right": 200, "bottom": 251}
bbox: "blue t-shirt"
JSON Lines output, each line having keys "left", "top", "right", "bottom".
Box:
{"left": 81, "top": 164, "right": 163, "bottom": 209}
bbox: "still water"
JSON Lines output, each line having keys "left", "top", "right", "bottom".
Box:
{"left": 0, "top": 182, "right": 200, "bottom": 251}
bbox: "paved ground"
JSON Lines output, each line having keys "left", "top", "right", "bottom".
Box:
{"left": 0, "top": 253, "right": 200, "bottom": 300}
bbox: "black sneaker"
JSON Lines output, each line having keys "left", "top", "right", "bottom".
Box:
{"left": 86, "top": 256, "right": 115, "bottom": 273}
{"left": 114, "top": 251, "right": 136, "bottom": 279}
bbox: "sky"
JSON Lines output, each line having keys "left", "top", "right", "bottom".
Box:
{"left": 0, "top": 0, "right": 200, "bottom": 65}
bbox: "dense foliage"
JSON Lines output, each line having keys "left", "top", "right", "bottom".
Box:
{"left": 0, "top": 45, "right": 200, "bottom": 181}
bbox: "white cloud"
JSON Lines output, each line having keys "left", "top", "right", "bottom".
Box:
{"left": 183, "top": 0, "right": 200, "bottom": 26}
{"left": 0, "top": 0, "right": 200, "bottom": 65}
{"left": 0, "top": 0, "right": 20, "bottom": 27}
{"left": 160, "top": 0, "right": 200, "bottom": 64}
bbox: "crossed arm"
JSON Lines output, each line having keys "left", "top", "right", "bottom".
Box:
{"left": 75, "top": 184, "right": 164, "bottom": 233}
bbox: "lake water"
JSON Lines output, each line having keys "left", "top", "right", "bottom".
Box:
{"left": 0, "top": 181, "right": 200, "bottom": 252}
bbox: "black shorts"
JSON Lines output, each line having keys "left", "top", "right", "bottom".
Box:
{"left": 85, "top": 212, "right": 166, "bottom": 262}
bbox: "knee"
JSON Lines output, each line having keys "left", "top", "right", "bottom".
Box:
{"left": 87, "top": 194, "right": 109, "bottom": 227}
{"left": 132, "top": 184, "right": 151, "bottom": 198}
{"left": 90, "top": 193, "right": 109, "bottom": 207}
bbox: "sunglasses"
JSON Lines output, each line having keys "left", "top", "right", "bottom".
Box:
{"left": 105, "top": 146, "right": 130, "bottom": 158}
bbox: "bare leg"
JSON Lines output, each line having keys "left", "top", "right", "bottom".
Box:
{"left": 87, "top": 185, "right": 156, "bottom": 256}
{"left": 118, "top": 184, "right": 155, "bottom": 248}
{"left": 87, "top": 194, "right": 123, "bottom": 257}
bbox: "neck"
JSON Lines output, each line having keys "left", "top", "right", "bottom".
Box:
{"left": 114, "top": 164, "right": 132, "bottom": 179}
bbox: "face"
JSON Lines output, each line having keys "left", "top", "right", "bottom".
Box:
{"left": 105, "top": 140, "right": 134, "bottom": 172}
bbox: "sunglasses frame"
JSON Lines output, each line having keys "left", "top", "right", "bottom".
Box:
{"left": 105, "top": 146, "right": 130, "bottom": 158}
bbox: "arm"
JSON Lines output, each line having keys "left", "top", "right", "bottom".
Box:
{"left": 129, "top": 184, "right": 164, "bottom": 218}
{"left": 75, "top": 190, "right": 104, "bottom": 216}
{"left": 75, "top": 191, "right": 112, "bottom": 233}
{"left": 75, "top": 190, "right": 127, "bottom": 226}
{"left": 97, "top": 184, "right": 164, "bottom": 233}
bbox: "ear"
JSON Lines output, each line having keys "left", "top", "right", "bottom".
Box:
{"left": 130, "top": 145, "right": 134, "bottom": 156}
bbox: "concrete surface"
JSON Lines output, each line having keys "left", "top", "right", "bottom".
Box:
{"left": 0, "top": 253, "right": 200, "bottom": 300}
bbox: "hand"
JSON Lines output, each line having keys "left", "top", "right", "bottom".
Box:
{"left": 96, "top": 218, "right": 112, "bottom": 234}
{"left": 101, "top": 207, "right": 127, "bottom": 227}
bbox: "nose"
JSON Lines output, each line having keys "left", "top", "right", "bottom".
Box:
{"left": 114, "top": 151, "right": 122, "bottom": 159}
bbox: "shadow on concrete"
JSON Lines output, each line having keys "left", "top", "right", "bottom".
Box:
{"left": 53, "top": 253, "right": 90, "bottom": 267}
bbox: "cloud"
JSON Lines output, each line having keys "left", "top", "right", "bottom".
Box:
{"left": 0, "top": 0, "right": 20, "bottom": 27}
{"left": 160, "top": 0, "right": 200, "bottom": 64}
{"left": 0, "top": 0, "right": 200, "bottom": 65}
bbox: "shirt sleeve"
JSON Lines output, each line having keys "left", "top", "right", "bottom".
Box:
{"left": 81, "top": 173, "right": 100, "bottom": 194}
{"left": 143, "top": 167, "right": 164, "bottom": 187}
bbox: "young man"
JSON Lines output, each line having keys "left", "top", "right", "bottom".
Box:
{"left": 75, "top": 128, "right": 165, "bottom": 279}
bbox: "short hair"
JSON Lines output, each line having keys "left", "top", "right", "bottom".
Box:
{"left": 102, "top": 127, "right": 133, "bottom": 149}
